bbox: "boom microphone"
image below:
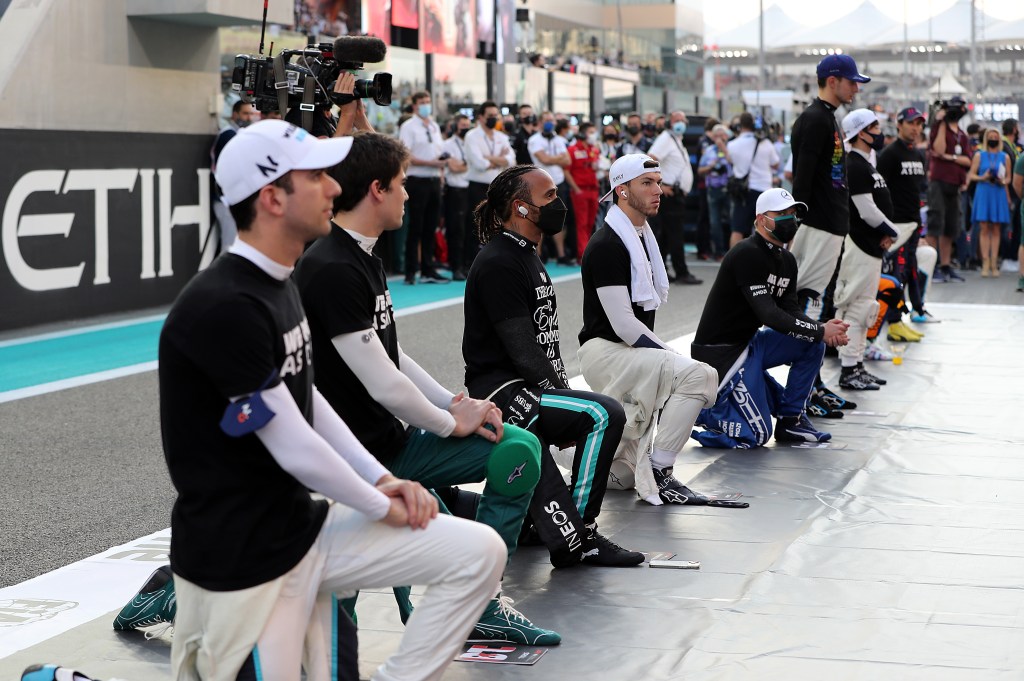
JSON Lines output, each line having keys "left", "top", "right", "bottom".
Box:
{"left": 332, "top": 36, "right": 387, "bottom": 67}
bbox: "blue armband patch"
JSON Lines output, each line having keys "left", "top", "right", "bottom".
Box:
{"left": 220, "top": 371, "right": 278, "bottom": 437}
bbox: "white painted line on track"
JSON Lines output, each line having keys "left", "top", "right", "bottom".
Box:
{"left": 393, "top": 272, "right": 582, "bottom": 318}
{"left": 0, "top": 362, "right": 159, "bottom": 404}
{"left": 0, "top": 314, "right": 167, "bottom": 348}
{"left": 0, "top": 529, "right": 171, "bottom": 659}
{"left": 0, "top": 326, "right": 689, "bottom": 659}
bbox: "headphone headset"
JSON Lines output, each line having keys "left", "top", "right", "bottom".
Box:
{"left": 620, "top": 191, "right": 627, "bottom": 198}
{"left": 517, "top": 204, "right": 529, "bottom": 216}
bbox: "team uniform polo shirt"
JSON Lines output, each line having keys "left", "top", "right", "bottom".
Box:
{"left": 877, "top": 140, "right": 927, "bottom": 223}
{"left": 692, "top": 233, "right": 824, "bottom": 380}
{"left": 578, "top": 226, "right": 656, "bottom": 346}
{"left": 293, "top": 224, "right": 408, "bottom": 466}
{"left": 442, "top": 135, "right": 469, "bottom": 189}
{"left": 463, "top": 230, "right": 567, "bottom": 397}
{"left": 399, "top": 116, "right": 443, "bottom": 178}
{"left": 847, "top": 150, "right": 896, "bottom": 259}
{"left": 527, "top": 132, "right": 568, "bottom": 185}
{"left": 159, "top": 253, "right": 327, "bottom": 591}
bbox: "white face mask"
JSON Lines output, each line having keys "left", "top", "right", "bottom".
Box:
{"left": 586, "top": 132, "right": 598, "bottom": 144}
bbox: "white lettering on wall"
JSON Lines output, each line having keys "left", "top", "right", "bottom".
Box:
{"left": 2, "top": 168, "right": 212, "bottom": 291}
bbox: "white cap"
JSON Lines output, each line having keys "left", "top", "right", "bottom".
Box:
{"left": 599, "top": 153, "right": 661, "bottom": 202}
{"left": 841, "top": 108, "right": 879, "bottom": 142}
{"left": 215, "top": 120, "right": 354, "bottom": 206}
{"left": 755, "top": 188, "right": 807, "bottom": 215}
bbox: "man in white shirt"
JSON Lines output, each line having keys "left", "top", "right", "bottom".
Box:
{"left": 727, "top": 112, "right": 781, "bottom": 248}
{"left": 648, "top": 110, "right": 700, "bottom": 284}
{"left": 443, "top": 114, "right": 472, "bottom": 280}
{"left": 464, "top": 100, "right": 517, "bottom": 273}
{"left": 398, "top": 90, "right": 448, "bottom": 284}
{"left": 527, "top": 111, "right": 573, "bottom": 264}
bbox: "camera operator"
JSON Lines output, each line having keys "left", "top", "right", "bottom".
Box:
{"left": 512, "top": 104, "right": 538, "bottom": 165}
{"left": 399, "top": 91, "right": 449, "bottom": 284}
{"left": 283, "top": 72, "right": 374, "bottom": 139}
{"left": 926, "top": 96, "right": 973, "bottom": 282}
{"left": 698, "top": 124, "right": 733, "bottom": 258}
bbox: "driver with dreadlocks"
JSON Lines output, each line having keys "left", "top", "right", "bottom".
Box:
{"left": 461, "top": 164, "right": 645, "bottom": 569}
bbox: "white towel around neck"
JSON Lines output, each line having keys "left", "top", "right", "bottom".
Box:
{"left": 603, "top": 204, "right": 669, "bottom": 312}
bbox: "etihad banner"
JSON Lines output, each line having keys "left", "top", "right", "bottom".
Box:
{"left": 0, "top": 129, "right": 215, "bottom": 332}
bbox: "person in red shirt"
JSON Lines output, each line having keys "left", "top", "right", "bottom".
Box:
{"left": 568, "top": 121, "right": 602, "bottom": 259}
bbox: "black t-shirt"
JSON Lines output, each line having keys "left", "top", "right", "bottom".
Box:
{"left": 293, "top": 225, "right": 408, "bottom": 466}
{"left": 512, "top": 128, "right": 534, "bottom": 166}
{"left": 790, "top": 98, "right": 850, "bottom": 236}
{"left": 877, "top": 140, "right": 926, "bottom": 223}
{"left": 159, "top": 254, "right": 328, "bottom": 591}
{"left": 848, "top": 151, "right": 896, "bottom": 259}
{"left": 692, "top": 233, "right": 824, "bottom": 379}
{"left": 463, "top": 230, "right": 568, "bottom": 397}
{"left": 578, "top": 226, "right": 656, "bottom": 346}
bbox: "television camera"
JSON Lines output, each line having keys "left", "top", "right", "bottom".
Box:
{"left": 231, "top": 35, "right": 393, "bottom": 129}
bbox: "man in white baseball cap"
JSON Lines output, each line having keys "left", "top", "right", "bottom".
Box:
{"left": 579, "top": 153, "right": 721, "bottom": 506}
{"left": 140, "top": 118, "right": 507, "bottom": 680}
{"left": 833, "top": 108, "right": 901, "bottom": 391}
{"left": 691, "top": 187, "right": 851, "bottom": 448}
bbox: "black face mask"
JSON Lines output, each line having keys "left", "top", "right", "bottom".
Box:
{"left": 605, "top": 134, "right": 619, "bottom": 142}
{"left": 457, "top": 128, "right": 469, "bottom": 138}
{"left": 521, "top": 198, "right": 568, "bottom": 235}
{"left": 863, "top": 130, "right": 885, "bottom": 151}
{"left": 485, "top": 116, "right": 499, "bottom": 129}
{"left": 767, "top": 214, "right": 800, "bottom": 243}
{"left": 987, "top": 139, "right": 1000, "bottom": 149}
{"left": 626, "top": 125, "right": 641, "bottom": 136}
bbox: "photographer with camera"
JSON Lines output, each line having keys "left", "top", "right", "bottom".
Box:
{"left": 927, "top": 96, "right": 973, "bottom": 282}
{"left": 398, "top": 91, "right": 449, "bottom": 285}
{"left": 698, "top": 124, "right": 733, "bottom": 258}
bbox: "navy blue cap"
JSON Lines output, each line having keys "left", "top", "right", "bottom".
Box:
{"left": 816, "top": 54, "right": 871, "bottom": 84}
{"left": 897, "top": 107, "right": 925, "bottom": 123}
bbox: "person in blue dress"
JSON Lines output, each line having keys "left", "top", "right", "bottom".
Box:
{"left": 968, "top": 127, "right": 1013, "bottom": 276}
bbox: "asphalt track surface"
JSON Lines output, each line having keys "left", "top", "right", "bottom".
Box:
{"left": 0, "top": 261, "right": 709, "bottom": 589}
{"left": 2, "top": 259, "right": 1023, "bottom": 680}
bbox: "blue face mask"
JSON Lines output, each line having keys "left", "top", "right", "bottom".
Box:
{"left": 417, "top": 103, "right": 432, "bottom": 118}
{"left": 542, "top": 121, "right": 555, "bottom": 134}
{"left": 672, "top": 121, "right": 686, "bottom": 135}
